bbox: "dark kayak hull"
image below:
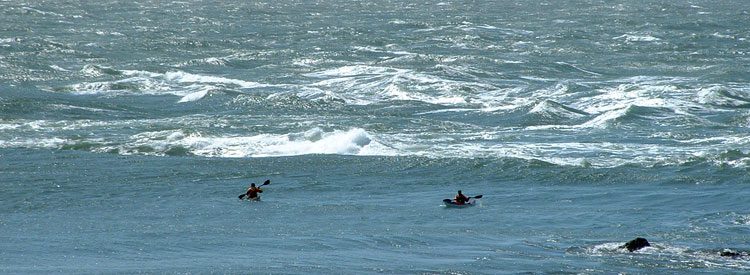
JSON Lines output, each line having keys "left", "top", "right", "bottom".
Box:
{"left": 246, "top": 196, "right": 261, "bottom": 202}
{"left": 443, "top": 198, "right": 477, "bottom": 208}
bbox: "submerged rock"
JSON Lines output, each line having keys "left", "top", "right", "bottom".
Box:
{"left": 621, "top": 237, "right": 651, "bottom": 252}
{"left": 720, "top": 250, "right": 746, "bottom": 257}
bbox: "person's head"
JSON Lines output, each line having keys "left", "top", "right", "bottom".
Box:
{"left": 251, "top": 183, "right": 256, "bottom": 187}
{"left": 457, "top": 190, "right": 462, "bottom": 194}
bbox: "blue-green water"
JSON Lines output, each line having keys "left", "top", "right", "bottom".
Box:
{"left": 2, "top": 0, "right": 750, "bottom": 273}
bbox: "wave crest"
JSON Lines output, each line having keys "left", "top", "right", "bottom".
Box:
{"left": 164, "top": 128, "right": 376, "bottom": 158}
{"left": 697, "top": 85, "right": 750, "bottom": 108}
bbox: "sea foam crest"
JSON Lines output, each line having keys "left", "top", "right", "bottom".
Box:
{"left": 697, "top": 85, "right": 750, "bottom": 108}
{"left": 175, "top": 128, "right": 376, "bottom": 158}
{"left": 162, "top": 71, "right": 265, "bottom": 89}
{"left": 572, "top": 81, "right": 705, "bottom": 129}
{"left": 613, "top": 34, "right": 661, "bottom": 42}
{"left": 177, "top": 87, "right": 211, "bottom": 103}
{"left": 528, "top": 100, "right": 589, "bottom": 119}
{"left": 303, "top": 65, "right": 492, "bottom": 106}
{"left": 65, "top": 68, "right": 272, "bottom": 102}
{"left": 80, "top": 64, "right": 122, "bottom": 77}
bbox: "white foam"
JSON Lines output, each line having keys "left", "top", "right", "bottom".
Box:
{"left": 292, "top": 58, "right": 325, "bottom": 67}
{"left": 697, "top": 85, "right": 750, "bottom": 107}
{"left": 22, "top": 7, "right": 65, "bottom": 17}
{"left": 303, "top": 64, "right": 491, "bottom": 106}
{"left": 587, "top": 243, "right": 750, "bottom": 270}
{"left": 732, "top": 214, "right": 750, "bottom": 225}
{"left": 49, "top": 65, "right": 69, "bottom": 72}
{"left": 121, "top": 69, "right": 162, "bottom": 78}
{"left": 363, "top": 130, "right": 726, "bottom": 168}
{"left": 579, "top": 106, "right": 628, "bottom": 128}
{"left": 168, "top": 128, "right": 378, "bottom": 158}
{"left": 178, "top": 88, "right": 210, "bottom": 103}
{"left": 80, "top": 64, "right": 115, "bottom": 77}
{"left": 529, "top": 100, "right": 588, "bottom": 118}
{"left": 587, "top": 242, "right": 693, "bottom": 257}
{"left": 65, "top": 69, "right": 275, "bottom": 100}
{"left": 711, "top": 32, "right": 735, "bottom": 39}
{"left": 164, "top": 71, "right": 265, "bottom": 88}
{"left": 3, "top": 116, "right": 749, "bottom": 168}
{"left": 48, "top": 104, "right": 107, "bottom": 113}
{"left": 589, "top": 242, "right": 628, "bottom": 254}
{"left": 567, "top": 79, "right": 710, "bottom": 129}
{"left": 304, "top": 65, "right": 406, "bottom": 78}
{"left": 0, "top": 137, "right": 69, "bottom": 148}
{"left": 613, "top": 34, "right": 661, "bottom": 42}
{"left": 95, "top": 30, "right": 125, "bottom": 36}
{"left": 0, "top": 37, "right": 19, "bottom": 44}
{"left": 555, "top": 62, "right": 602, "bottom": 76}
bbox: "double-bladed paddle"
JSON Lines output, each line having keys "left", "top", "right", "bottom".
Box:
{"left": 238, "top": 179, "right": 270, "bottom": 200}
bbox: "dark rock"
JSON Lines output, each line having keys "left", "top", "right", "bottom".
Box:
{"left": 720, "top": 250, "right": 742, "bottom": 257}
{"left": 620, "top": 237, "right": 651, "bottom": 252}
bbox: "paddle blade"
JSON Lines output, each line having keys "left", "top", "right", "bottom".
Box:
{"left": 262, "top": 179, "right": 270, "bottom": 186}
{"left": 473, "top": 195, "right": 483, "bottom": 199}
{"left": 443, "top": 199, "right": 452, "bottom": 203}
{"left": 238, "top": 194, "right": 246, "bottom": 200}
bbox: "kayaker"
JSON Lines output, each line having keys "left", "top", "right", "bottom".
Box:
{"left": 245, "top": 183, "right": 263, "bottom": 200}
{"left": 454, "top": 190, "right": 469, "bottom": 205}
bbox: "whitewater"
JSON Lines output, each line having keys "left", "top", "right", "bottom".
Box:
{"left": 2, "top": 0, "right": 750, "bottom": 273}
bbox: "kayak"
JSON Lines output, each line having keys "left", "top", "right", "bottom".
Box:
{"left": 246, "top": 196, "right": 261, "bottom": 202}
{"left": 443, "top": 198, "right": 477, "bottom": 208}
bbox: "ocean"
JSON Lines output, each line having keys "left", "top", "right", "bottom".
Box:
{"left": 1, "top": 0, "right": 750, "bottom": 273}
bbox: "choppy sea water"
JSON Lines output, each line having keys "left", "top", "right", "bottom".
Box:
{"left": 1, "top": 0, "right": 750, "bottom": 273}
